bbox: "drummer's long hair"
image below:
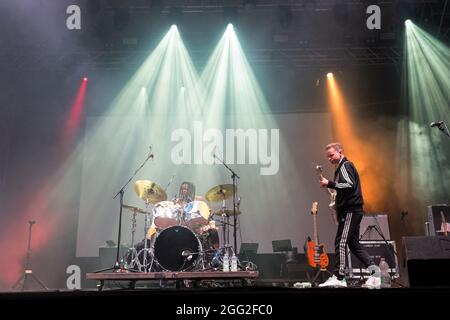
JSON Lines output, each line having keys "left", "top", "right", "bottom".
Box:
{"left": 179, "top": 181, "right": 195, "bottom": 202}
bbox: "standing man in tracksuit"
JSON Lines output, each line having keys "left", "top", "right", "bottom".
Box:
{"left": 318, "top": 142, "right": 378, "bottom": 288}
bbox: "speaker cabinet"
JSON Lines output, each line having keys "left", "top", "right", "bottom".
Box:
{"left": 347, "top": 240, "right": 399, "bottom": 279}
{"left": 403, "top": 236, "right": 450, "bottom": 287}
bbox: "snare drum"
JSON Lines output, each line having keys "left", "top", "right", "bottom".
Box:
{"left": 152, "top": 201, "right": 182, "bottom": 229}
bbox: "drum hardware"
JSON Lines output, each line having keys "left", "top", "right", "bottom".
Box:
{"left": 121, "top": 202, "right": 148, "bottom": 268}
{"left": 213, "top": 209, "right": 242, "bottom": 216}
{"left": 136, "top": 200, "right": 156, "bottom": 272}
{"left": 131, "top": 178, "right": 173, "bottom": 272}
{"left": 122, "top": 204, "right": 147, "bottom": 214}
{"left": 125, "top": 206, "right": 139, "bottom": 270}
{"left": 93, "top": 148, "right": 154, "bottom": 274}
{"left": 211, "top": 151, "right": 240, "bottom": 254}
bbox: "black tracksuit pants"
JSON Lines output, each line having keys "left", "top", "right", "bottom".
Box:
{"left": 334, "top": 211, "right": 374, "bottom": 278}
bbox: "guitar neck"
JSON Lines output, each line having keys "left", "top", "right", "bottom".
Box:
{"left": 313, "top": 213, "right": 319, "bottom": 245}
{"left": 317, "top": 170, "right": 335, "bottom": 197}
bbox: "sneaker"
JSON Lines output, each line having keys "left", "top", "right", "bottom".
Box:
{"left": 362, "top": 275, "right": 381, "bottom": 289}
{"left": 318, "top": 275, "right": 347, "bottom": 288}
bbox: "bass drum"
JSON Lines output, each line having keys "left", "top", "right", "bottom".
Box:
{"left": 154, "top": 225, "right": 202, "bottom": 271}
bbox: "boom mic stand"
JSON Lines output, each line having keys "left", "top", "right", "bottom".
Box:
{"left": 213, "top": 152, "right": 240, "bottom": 254}
{"left": 12, "top": 221, "right": 48, "bottom": 291}
{"left": 431, "top": 121, "right": 450, "bottom": 138}
{"left": 93, "top": 148, "right": 154, "bottom": 273}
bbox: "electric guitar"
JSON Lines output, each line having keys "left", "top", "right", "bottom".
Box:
{"left": 315, "top": 165, "right": 338, "bottom": 225}
{"left": 305, "top": 202, "right": 329, "bottom": 270}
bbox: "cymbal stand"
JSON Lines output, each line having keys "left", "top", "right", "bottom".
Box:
{"left": 220, "top": 199, "right": 228, "bottom": 246}
{"left": 138, "top": 201, "right": 154, "bottom": 272}
{"left": 126, "top": 211, "right": 139, "bottom": 270}
{"left": 213, "top": 152, "right": 240, "bottom": 253}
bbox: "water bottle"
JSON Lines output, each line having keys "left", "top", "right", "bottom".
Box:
{"left": 223, "top": 253, "right": 229, "bottom": 272}
{"left": 379, "top": 258, "right": 391, "bottom": 288}
{"left": 231, "top": 253, "right": 238, "bottom": 272}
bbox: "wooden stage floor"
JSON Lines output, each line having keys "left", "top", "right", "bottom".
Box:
{"left": 86, "top": 270, "right": 260, "bottom": 290}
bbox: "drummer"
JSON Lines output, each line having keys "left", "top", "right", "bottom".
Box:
{"left": 175, "top": 181, "right": 219, "bottom": 247}
{"left": 174, "top": 181, "right": 196, "bottom": 207}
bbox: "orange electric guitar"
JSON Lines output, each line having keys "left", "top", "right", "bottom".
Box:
{"left": 305, "top": 202, "right": 329, "bottom": 269}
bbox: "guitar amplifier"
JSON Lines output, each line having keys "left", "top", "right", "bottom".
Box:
{"left": 426, "top": 205, "right": 450, "bottom": 236}
{"left": 346, "top": 241, "right": 399, "bottom": 279}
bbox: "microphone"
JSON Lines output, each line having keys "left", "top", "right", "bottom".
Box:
{"left": 430, "top": 121, "right": 444, "bottom": 127}
{"left": 148, "top": 145, "right": 154, "bottom": 158}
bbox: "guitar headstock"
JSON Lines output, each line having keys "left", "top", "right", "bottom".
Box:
{"left": 311, "top": 201, "right": 318, "bottom": 215}
{"left": 315, "top": 164, "right": 323, "bottom": 174}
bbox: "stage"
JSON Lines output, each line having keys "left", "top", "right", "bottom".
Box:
{"left": 86, "top": 270, "right": 260, "bottom": 290}
{"left": 1, "top": 4, "right": 450, "bottom": 316}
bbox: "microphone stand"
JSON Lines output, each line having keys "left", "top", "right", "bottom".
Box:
{"left": 213, "top": 153, "right": 240, "bottom": 254}
{"left": 12, "top": 221, "right": 48, "bottom": 291}
{"left": 435, "top": 122, "right": 450, "bottom": 137}
{"left": 93, "top": 149, "right": 154, "bottom": 273}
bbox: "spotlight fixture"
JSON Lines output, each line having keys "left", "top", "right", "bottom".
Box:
{"left": 327, "top": 72, "right": 334, "bottom": 79}
{"left": 223, "top": 6, "right": 238, "bottom": 25}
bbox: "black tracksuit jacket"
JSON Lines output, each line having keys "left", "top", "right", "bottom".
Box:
{"left": 326, "top": 157, "right": 363, "bottom": 218}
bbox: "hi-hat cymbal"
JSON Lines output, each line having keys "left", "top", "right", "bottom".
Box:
{"left": 213, "top": 209, "right": 242, "bottom": 216}
{"left": 205, "top": 184, "right": 236, "bottom": 202}
{"left": 134, "top": 180, "right": 167, "bottom": 204}
{"left": 122, "top": 204, "right": 147, "bottom": 214}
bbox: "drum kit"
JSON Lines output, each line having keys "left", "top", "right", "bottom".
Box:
{"left": 120, "top": 180, "right": 241, "bottom": 273}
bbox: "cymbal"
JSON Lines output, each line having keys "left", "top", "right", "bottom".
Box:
{"left": 205, "top": 184, "right": 236, "bottom": 202}
{"left": 213, "top": 209, "right": 242, "bottom": 216}
{"left": 122, "top": 204, "right": 147, "bottom": 214}
{"left": 134, "top": 180, "right": 167, "bottom": 204}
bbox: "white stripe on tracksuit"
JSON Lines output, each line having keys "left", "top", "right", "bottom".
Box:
{"left": 335, "top": 164, "right": 353, "bottom": 189}
{"left": 339, "top": 212, "right": 353, "bottom": 275}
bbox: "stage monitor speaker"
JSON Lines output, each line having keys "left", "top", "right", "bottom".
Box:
{"left": 426, "top": 205, "right": 450, "bottom": 236}
{"left": 359, "top": 213, "right": 391, "bottom": 240}
{"left": 403, "top": 236, "right": 450, "bottom": 287}
{"left": 347, "top": 240, "right": 399, "bottom": 279}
